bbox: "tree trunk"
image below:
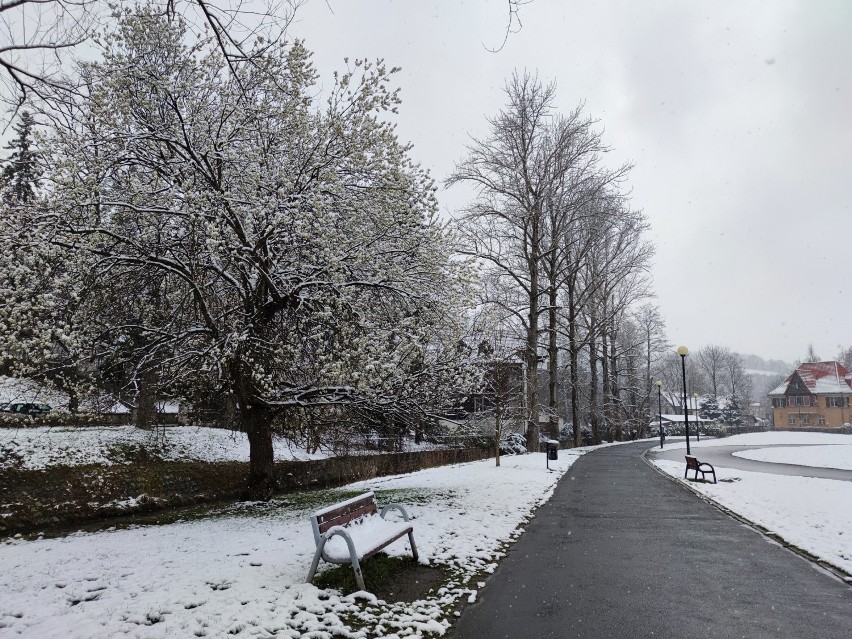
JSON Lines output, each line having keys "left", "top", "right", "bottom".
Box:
{"left": 495, "top": 403, "right": 502, "bottom": 467}
{"left": 609, "top": 318, "right": 622, "bottom": 441}
{"left": 136, "top": 369, "right": 157, "bottom": 430}
{"left": 589, "top": 329, "right": 600, "bottom": 445}
{"left": 600, "top": 329, "right": 609, "bottom": 443}
{"left": 548, "top": 283, "right": 559, "bottom": 440}
{"left": 67, "top": 386, "right": 79, "bottom": 414}
{"left": 567, "top": 286, "right": 581, "bottom": 448}
{"left": 526, "top": 215, "right": 540, "bottom": 453}
{"left": 244, "top": 407, "right": 275, "bottom": 501}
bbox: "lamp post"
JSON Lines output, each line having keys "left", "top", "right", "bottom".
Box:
{"left": 677, "top": 345, "right": 691, "bottom": 455}
{"left": 693, "top": 392, "right": 700, "bottom": 442}
{"left": 656, "top": 380, "right": 664, "bottom": 449}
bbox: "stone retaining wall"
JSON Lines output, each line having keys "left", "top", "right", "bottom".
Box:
{"left": 0, "top": 447, "right": 491, "bottom": 536}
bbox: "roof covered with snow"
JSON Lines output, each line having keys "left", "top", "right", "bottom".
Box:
{"left": 767, "top": 361, "right": 852, "bottom": 396}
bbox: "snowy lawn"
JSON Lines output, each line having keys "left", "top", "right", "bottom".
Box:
{"left": 733, "top": 444, "right": 852, "bottom": 470}
{"left": 662, "top": 431, "right": 852, "bottom": 449}
{"left": 0, "top": 449, "right": 589, "bottom": 638}
{"left": 0, "top": 425, "right": 330, "bottom": 470}
{"left": 650, "top": 432, "right": 852, "bottom": 577}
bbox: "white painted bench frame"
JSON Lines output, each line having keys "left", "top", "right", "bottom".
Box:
{"left": 306, "top": 491, "right": 419, "bottom": 591}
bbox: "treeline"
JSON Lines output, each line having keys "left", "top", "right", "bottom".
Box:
{"left": 450, "top": 73, "right": 659, "bottom": 449}
{"left": 1, "top": 4, "right": 763, "bottom": 494}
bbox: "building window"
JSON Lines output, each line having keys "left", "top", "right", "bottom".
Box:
{"left": 788, "top": 415, "right": 797, "bottom": 425}
{"left": 772, "top": 397, "right": 787, "bottom": 408}
{"left": 802, "top": 415, "right": 811, "bottom": 425}
{"left": 827, "top": 397, "right": 848, "bottom": 408}
{"left": 818, "top": 416, "right": 826, "bottom": 425}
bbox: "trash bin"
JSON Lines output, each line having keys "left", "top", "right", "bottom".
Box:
{"left": 546, "top": 439, "right": 558, "bottom": 461}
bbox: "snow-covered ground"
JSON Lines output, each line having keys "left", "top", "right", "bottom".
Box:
{"left": 0, "top": 425, "right": 331, "bottom": 469}
{"left": 650, "top": 432, "right": 852, "bottom": 577}
{"left": 668, "top": 431, "right": 851, "bottom": 448}
{"left": 733, "top": 444, "right": 852, "bottom": 470}
{"left": 0, "top": 450, "right": 589, "bottom": 638}
{"left": 3, "top": 430, "right": 850, "bottom": 637}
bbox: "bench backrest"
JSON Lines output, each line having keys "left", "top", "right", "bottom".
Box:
{"left": 685, "top": 455, "right": 699, "bottom": 469}
{"left": 311, "top": 492, "right": 378, "bottom": 544}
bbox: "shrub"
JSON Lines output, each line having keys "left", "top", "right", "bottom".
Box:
{"left": 499, "top": 432, "right": 527, "bottom": 455}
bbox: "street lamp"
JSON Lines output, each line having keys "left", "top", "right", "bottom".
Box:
{"left": 656, "top": 380, "right": 664, "bottom": 449}
{"left": 693, "top": 392, "right": 700, "bottom": 442}
{"left": 677, "top": 345, "right": 691, "bottom": 455}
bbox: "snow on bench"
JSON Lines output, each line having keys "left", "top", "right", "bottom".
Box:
{"left": 306, "top": 491, "right": 419, "bottom": 591}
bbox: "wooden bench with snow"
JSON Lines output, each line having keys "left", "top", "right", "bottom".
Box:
{"left": 306, "top": 491, "right": 419, "bottom": 591}
{"left": 684, "top": 455, "right": 717, "bottom": 484}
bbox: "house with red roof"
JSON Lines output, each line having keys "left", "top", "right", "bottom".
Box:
{"left": 768, "top": 361, "right": 852, "bottom": 429}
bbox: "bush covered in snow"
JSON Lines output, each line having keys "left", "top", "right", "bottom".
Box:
{"left": 500, "top": 432, "right": 527, "bottom": 455}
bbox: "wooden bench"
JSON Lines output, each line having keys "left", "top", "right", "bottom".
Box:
{"left": 684, "top": 455, "right": 717, "bottom": 484}
{"left": 306, "top": 491, "right": 419, "bottom": 591}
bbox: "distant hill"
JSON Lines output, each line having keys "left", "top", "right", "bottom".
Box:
{"left": 737, "top": 353, "right": 792, "bottom": 376}
{"left": 735, "top": 354, "right": 792, "bottom": 405}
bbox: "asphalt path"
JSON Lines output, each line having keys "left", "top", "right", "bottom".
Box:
{"left": 451, "top": 442, "right": 852, "bottom": 639}
{"left": 651, "top": 442, "right": 852, "bottom": 482}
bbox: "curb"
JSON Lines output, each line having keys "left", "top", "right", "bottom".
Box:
{"left": 641, "top": 447, "right": 852, "bottom": 586}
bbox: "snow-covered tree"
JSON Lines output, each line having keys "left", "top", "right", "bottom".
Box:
{"left": 2, "top": 110, "right": 41, "bottom": 203}
{"left": 720, "top": 397, "right": 745, "bottom": 427}
{"left": 29, "top": 7, "right": 476, "bottom": 498}
{"left": 699, "top": 395, "right": 723, "bottom": 422}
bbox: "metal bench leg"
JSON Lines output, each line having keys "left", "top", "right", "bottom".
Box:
{"left": 307, "top": 537, "right": 328, "bottom": 584}
{"left": 350, "top": 555, "right": 365, "bottom": 591}
{"left": 408, "top": 530, "right": 419, "bottom": 563}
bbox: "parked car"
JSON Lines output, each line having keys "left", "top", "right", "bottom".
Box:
{"left": 5, "top": 402, "right": 51, "bottom": 415}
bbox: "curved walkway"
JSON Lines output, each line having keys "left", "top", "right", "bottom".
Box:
{"left": 451, "top": 442, "right": 852, "bottom": 639}
{"left": 651, "top": 443, "right": 852, "bottom": 482}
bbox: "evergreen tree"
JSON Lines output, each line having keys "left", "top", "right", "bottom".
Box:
{"left": 720, "top": 397, "right": 745, "bottom": 425}
{"left": 700, "top": 395, "right": 723, "bottom": 422}
{"left": 1, "top": 111, "right": 40, "bottom": 203}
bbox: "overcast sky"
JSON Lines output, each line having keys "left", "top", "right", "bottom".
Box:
{"left": 288, "top": 0, "right": 852, "bottom": 365}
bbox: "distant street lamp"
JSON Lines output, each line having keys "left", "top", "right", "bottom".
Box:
{"left": 677, "top": 345, "right": 691, "bottom": 455}
{"left": 656, "top": 380, "right": 664, "bottom": 449}
{"left": 693, "top": 392, "right": 700, "bottom": 442}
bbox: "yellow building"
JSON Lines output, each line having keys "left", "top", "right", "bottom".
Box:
{"left": 768, "top": 361, "right": 852, "bottom": 429}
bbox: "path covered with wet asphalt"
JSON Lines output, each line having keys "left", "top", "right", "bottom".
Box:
{"left": 451, "top": 441, "right": 852, "bottom": 638}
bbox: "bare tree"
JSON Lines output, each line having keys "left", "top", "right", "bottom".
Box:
{"left": 837, "top": 345, "right": 852, "bottom": 370}
{"left": 804, "top": 343, "right": 821, "bottom": 363}
{"left": 449, "top": 71, "right": 562, "bottom": 453}
{"left": 540, "top": 105, "right": 625, "bottom": 440}
{"left": 634, "top": 303, "right": 667, "bottom": 432}
{"left": 724, "top": 352, "right": 753, "bottom": 412}
{"left": 697, "top": 344, "right": 730, "bottom": 397}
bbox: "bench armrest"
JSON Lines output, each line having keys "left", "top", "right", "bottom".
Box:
{"left": 321, "top": 526, "right": 360, "bottom": 558}
{"left": 380, "top": 503, "right": 412, "bottom": 521}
